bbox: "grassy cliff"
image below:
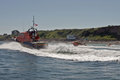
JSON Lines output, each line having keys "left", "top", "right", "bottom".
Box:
{"left": 38, "top": 25, "right": 120, "bottom": 41}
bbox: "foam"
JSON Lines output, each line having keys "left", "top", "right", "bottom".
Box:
{"left": 0, "top": 42, "right": 120, "bottom": 61}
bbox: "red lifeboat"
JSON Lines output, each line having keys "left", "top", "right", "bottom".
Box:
{"left": 16, "top": 27, "right": 39, "bottom": 43}
{"left": 72, "top": 41, "right": 86, "bottom": 46}
{"left": 14, "top": 16, "right": 47, "bottom": 49}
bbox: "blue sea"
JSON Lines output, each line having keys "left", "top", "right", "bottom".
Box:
{"left": 0, "top": 41, "right": 120, "bottom": 80}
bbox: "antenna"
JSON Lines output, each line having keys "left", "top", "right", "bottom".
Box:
{"left": 33, "top": 16, "right": 35, "bottom": 27}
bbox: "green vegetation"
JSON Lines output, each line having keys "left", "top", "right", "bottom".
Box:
{"left": 0, "top": 34, "right": 11, "bottom": 41}
{"left": 0, "top": 35, "right": 5, "bottom": 40}
{"left": 86, "top": 35, "right": 116, "bottom": 41}
{"left": 37, "top": 25, "right": 120, "bottom": 41}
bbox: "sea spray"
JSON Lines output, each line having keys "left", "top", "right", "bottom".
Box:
{"left": 0, "top": 41, "right": 120, "bottom": 61}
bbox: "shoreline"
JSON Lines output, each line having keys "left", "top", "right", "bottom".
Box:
{"left": 1, "top": 39, "right": 120, "bottom": 45}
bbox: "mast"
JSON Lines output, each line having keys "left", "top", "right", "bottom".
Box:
{"left": 33, "top": 16, "right": 35, "bottom": 27}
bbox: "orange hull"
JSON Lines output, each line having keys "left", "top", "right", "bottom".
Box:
{"left": 72, "top": 41, "right": 85, "bottom": 46}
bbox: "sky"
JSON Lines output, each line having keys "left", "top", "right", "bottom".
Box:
{"left": 0, "top": 0, "right": 120, "bottom": 34}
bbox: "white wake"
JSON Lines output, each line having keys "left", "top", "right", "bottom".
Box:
{"left": 0, "top": 41, "right": 120, "bottom": 62}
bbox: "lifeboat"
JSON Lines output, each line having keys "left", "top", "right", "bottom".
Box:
{"left": 14, "top": 17, "right": 48, "bottom": 49}
{"left": 72, "top": 41, "right": 85, "bottom": 46}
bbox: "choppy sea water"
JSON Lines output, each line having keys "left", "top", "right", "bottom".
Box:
{"left": 0, "top": 41, "right": 120, "bottom": 80}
